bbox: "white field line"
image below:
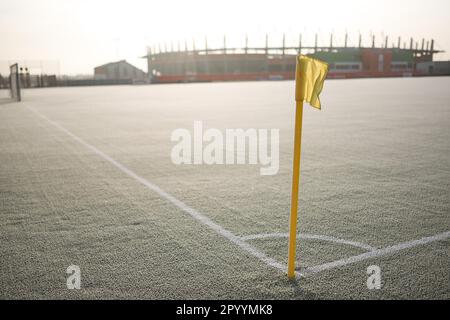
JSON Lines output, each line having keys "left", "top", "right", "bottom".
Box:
{"left": 301, "top": 231, "right": 450, "bottom": 277}
{"left": 241, "top": 233, "right": 376, "bottom": 251}
{"left": 25, "top": 106, "right": 450, "bottom": 279}
{"left": 26, "top": 105, "right": 285, "bottom": 272}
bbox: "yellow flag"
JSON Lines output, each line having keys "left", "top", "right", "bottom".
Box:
{"left": 295, "top": 55, "right": 328, "bottom": 109}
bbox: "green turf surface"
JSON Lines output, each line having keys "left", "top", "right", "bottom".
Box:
{"left": 0, "top": 77, "right": 449, "bottom": 299}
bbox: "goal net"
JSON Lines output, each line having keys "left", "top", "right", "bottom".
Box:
{"left": 9, "top": 63, "right": 21, "bottom": 102}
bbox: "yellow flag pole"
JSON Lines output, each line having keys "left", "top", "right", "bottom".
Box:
{"left": 287, "top": 100, "right": 304, "bottom": 279}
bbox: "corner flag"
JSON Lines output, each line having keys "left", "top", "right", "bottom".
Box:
{"left": 296, "top": 55, "right": 328, "bottom": 109}
{"left": 287, "top": 55, "right": 328, "bottom": 279}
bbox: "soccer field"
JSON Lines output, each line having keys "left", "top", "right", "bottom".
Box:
{"left": 0, "top": 77, "right": 449, "bottom": 299}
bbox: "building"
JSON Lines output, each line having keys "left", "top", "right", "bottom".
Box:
{"left": 416, "top": 61, "right": 450, "bottom": 76}
{"left": 144, "top": 35, "right": 444, "bottom": 83}
{"left": 94, "top": 60, "right": 147, "bottom": 83}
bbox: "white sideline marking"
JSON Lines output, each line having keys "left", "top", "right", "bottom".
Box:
{"left": 26, "top": 105, "right": 285, "bottom": 272}
{"left": 302, "top": 231, "right": 450, "bottom": 277}
{"left": 24, "top": 106, "right": 450, "bottom": 279}
{"left": 241, "top": 233, "right": 376, "bottom": 251}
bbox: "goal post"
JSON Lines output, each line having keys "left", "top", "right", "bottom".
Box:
{"left": 9, "top": 63, "right": 21, "bottom": 102}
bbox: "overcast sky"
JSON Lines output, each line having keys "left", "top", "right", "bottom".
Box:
{"left": 1, "top": 0, "right": 449, "bottom": 75}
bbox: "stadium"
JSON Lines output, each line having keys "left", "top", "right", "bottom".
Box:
{"left": 146, "top": 35, "right": 447, "bottom": 83}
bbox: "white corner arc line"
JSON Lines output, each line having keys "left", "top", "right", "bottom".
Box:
{"left": 301, "top": 231, "right": 450, "bottom": 277}
{"left": 23, "top": 106, "right": 450, "bottom": 280}
{"left": 241, "top": 233, "right": 376, "bottom": 251}
{"left": 25, "top": 105, "right": 285, "bottom": 273}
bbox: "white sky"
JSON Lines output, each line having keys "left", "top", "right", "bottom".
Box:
{"left": 1, "top": 0, "right": 449, "bottom": 75}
